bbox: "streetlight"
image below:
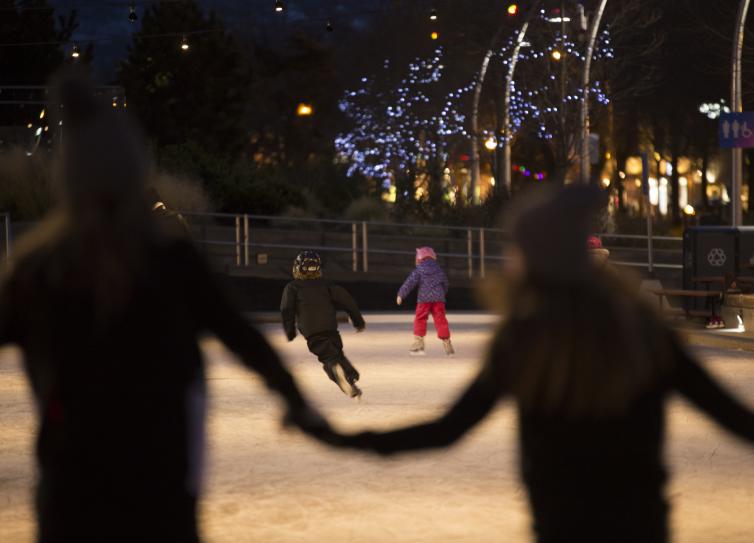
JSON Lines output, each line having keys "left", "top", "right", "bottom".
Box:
{"left": 551, "top": 50, "right": 563, "bottom": 61}
{"left": 578, "top": 0, "right": 608, "bottom": 185}
{"left": 731, "top": 0, "right": 751, "bottom": 226}
{"left": 296, "top": 103, "right": 313, "bottom": 116}
{"left": 484, "top": 136, "right": 497, "bottom": 151}
{"left": 698, "top": 100, "right": 730, "bottom": 120}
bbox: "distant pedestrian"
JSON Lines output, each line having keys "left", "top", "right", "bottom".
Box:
{"left": 338, "top": 186, "right": 754, "bottom": 543}
{"left": 397, "top": 246, "right": 453, "bottom": 356}
{"left": 145, "top": 186, "right": 190, "bottom": 239}
{"left": 280, "top": 250, "right": 365, "bottom": 398}
{"left": 587, "top": 235, "right": 610, "bottom": 266}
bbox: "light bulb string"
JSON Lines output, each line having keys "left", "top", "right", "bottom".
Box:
{"left": 0, "top": 27, "right": 225, "bottom": 48}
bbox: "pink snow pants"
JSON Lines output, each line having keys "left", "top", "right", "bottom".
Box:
{"left": 414, "top": 302, "right": 450, "bottom": 339}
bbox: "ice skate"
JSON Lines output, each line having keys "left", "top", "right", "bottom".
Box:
{"left": 409, "top": 335, "right": 425, "bottom": 356}
{"left": 332, "top": 363, "right": 362, "bottom": 398}
{"left": 442, "top": 338, "right": 455, "bottom": 356}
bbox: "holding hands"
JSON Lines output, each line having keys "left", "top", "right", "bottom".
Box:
{"left": 396, "top": 296, "right": 402, "bottom": 306}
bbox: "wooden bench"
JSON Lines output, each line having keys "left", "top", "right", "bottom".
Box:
{"left": 647, "top": 288, "right": 723, "bottom": 319}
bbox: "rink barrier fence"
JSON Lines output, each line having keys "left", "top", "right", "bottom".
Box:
{"left": 0, "top": 211, "right": 683, "bottom": 277}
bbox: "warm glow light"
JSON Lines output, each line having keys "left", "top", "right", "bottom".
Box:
{"left": 180, "top": 36, "right": 190, "bottom": 51}
{"left": 551, "top": 50, "right": 562, "bottom": 61}
{"left": 684, "top": 204, "right": 696, "bottom": 216}
{"left": 619, "top": 171, "right": 626, "bottom": 179}
{"left": 296, "top": 103, "right": 314, "bottom": 116}
{"left": 71, "top": 44, "right": 80, "bottom": 58}
{"left": 26, "top": 123, "right": 33, "bottom": 129}
{"left": 430, "top": 31, "right": 439, "bottom": 40}
{"left": 484, "top": 136, "right": 497, "bottom": 150}
{"left": 507, "top": 4, "right": 519, "bottom": 15}
{"left": 601, "top": 178, "right": 611, "bottom": 188}
{"left": 275, "top": 0, "right": 285, "bottom": 13}
{"left": 429, "top": 8, "right": 437, "bottom": 21}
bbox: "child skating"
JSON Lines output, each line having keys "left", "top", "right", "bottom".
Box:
{"left": 281, "top": 251, "right": 365, "bottom": 398}
{"left": 397, "top": 246, "right": 454, "bottom": 356}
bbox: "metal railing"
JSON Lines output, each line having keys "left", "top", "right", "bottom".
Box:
{"left": 183, "top": 211, "right": 683, "bottom": 279}
{"left": 182, "top": 211, "right": 507, "bottom": 280}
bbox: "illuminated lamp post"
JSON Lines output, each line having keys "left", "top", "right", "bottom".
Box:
{"left": 731, "top": 0, "right": 751, "bottom": 226}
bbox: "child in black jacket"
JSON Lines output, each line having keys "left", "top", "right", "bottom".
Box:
{"left": 281, "top": 251, "right": 365, "bottom": 398}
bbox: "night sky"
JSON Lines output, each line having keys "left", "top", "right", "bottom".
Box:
{"left": 48, "top": 0, "right": 382, "bottom": 80}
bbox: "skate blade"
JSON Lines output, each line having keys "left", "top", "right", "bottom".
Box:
{"left": 409, "top": 350, "right": 426, "bottom": 356}
{"left": 333, "top": 364, "right": 362, "bottom": 398}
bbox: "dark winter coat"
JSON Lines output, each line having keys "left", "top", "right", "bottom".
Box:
{"left": 0, "top": 239, "right": 306, "bottom": 542}
{"left": 280, "top": 279, "right": 365, "bottom": 340}
{"left": 398, "top": 259, "right": 449, "bottom": 303}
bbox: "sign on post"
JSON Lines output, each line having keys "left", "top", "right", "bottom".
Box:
{"left": 719, "top": 112, "right": 754, "bottom": 148}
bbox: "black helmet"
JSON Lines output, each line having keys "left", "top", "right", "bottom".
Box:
{"left": 293, "top": 250, "right": 322, "bottom": 278}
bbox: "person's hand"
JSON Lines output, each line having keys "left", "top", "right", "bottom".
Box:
{"left": 396, "top": 296, "right": 402, "bottom": 306}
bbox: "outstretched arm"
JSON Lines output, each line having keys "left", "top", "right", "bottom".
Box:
{"left": 280, "top": 283, "right": 298, "bottom": 341}
{"left": 344, "top": 333, "right": 507, "bottom": 454}
{"left": 670, "top": 335, "right": 754, "bottom": 442}
{"left": 397, "top": 269, "right": 420, "bottom": 301}
{"left": 0, "top": 274, "right": 18, "bottom": 347}
{"left": 330, "top": 285, "right": 365, "bottom": 330}
{"left": 180, "top": 243, "right": 307, "bottom": 410}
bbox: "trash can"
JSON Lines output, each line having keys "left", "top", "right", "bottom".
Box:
{"left": 683, "top": 227, "right": 737, "bottom": 311}
{"left": 736, "top": 226, "right": 754, "bottom": 280}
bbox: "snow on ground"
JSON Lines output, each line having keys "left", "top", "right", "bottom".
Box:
{"left": 1, "top": 313, "right": 753, "bottom": 542}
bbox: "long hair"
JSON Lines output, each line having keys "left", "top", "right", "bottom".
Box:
{"left": 484, "top": 187, "right": 675, "bottom": 418}
{"left": 491, "top": 270, "right": 674, "bottom": 418}
{"left": 11, "top": 76, "right": 156, "bottom": 323}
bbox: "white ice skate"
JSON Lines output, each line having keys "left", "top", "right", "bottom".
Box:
{"left": 409, "top": 336, "right": 426, "bottom": 356}
{"left": 333, "top": 363, "right": 362, "bottom": 399}
{"left": 442, "top": 338, "right": 455, "bottom": 356}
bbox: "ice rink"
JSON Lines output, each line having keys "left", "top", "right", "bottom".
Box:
{"left": 1, "top": 313, "right": 753, "bottom": 542}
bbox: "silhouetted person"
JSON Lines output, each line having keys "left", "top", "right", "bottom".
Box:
{"left": 145, "top": 185, "right": 191, "bottom": 238}
{"left": 338, "top": 186, "right": 754, "bottom": 543}
{"left": 0, "top": 78, "right": 328, "bottom": 543}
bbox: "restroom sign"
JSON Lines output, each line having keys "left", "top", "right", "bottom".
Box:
{"left": 720, "top": 112, "right": 754, "bottom": 148}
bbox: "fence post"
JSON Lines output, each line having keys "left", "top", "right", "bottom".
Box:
{"left": 647, "top": 208, "right": 654, "bottom": 277}
{"left": 2, "top": 213, "right": 10, "bottom": 262}
{"left": 362, "top": 221, "right": 369, "bottom": 273}
{"left": 467, "top": 228, "right": 473, "bottom": 279}
{"left": 479, "top": 228, "right": 486, "bottom": 279}
{"left": 243, "top": 214, "right": 250, "bottom": 267}
{"left": 352, "top": 222, "right": 358, "bottom": 272}
{"left": 234, "top": 215, "right": 241, "bottom": 267}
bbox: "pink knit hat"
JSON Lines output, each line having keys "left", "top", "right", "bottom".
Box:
{"left": 416, "top": 246, "right": 437, "bottom": 262}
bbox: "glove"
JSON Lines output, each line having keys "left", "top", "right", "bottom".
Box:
{"left": 396, "top": 296, "right": 402, "bottom": 306}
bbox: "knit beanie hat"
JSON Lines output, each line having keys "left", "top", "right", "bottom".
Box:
{"left": 416, "top": 247, "right": 437, "bottom": 262}
{"left": 513, "top": 186, "right": 608, "bottom": 284}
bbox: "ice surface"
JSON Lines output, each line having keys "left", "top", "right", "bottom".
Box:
{"left": 1, "top": 313, "right": 752, "bottom": 542}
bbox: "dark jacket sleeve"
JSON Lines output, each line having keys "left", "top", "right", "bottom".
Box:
{"left": 181, "top": 243, "right": 307, "bottom": 409}
{"left": 352, "top": 333, "right": 507, "bottom": 454}
{"left": 280, "top": 283, "right": 298, "bottom": 341}
{"left": 0, "top": 275, "right": 14, "bottom": 347}
{"left": 670, "top": 336, "right": 754, "bottom": 443}
{"left": 330, "top": 285, "right": 365, "bottom": 329}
